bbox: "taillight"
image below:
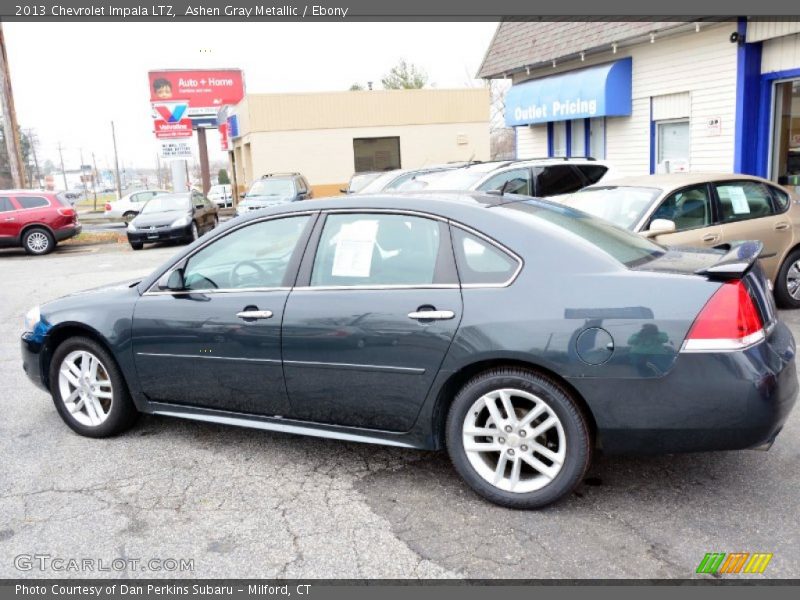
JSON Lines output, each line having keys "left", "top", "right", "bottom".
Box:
{"left": 104, "top": 203, "right": 112, "bottom": 211}
{"left": 57, "top": 207, "right": 75, "bottom": 217}
{"left": 682, "top": 280, "right": 764, "bottom": 352}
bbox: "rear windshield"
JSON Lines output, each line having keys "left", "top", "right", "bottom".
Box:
{"left": 561, "top": 186, "right": 662, "bottom": 230}
{"left": 506, "top": 200, "right": 666, "bottom": 268}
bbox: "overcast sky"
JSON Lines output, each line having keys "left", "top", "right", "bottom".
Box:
{"left": 4, "top": 22, "right": 497, "bottom": 174}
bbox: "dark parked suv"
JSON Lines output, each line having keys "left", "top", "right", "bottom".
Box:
{"left": 235, "top": 173, "right": 313, "bottom": 216}
{"left": 0, "top": 190, "right": 82, "bottom": 255}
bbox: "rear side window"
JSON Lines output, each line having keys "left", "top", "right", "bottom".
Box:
{"left": 17, "top": 196, "right": 50, "bottom": 209}
{"left": 55, "top": 193, "right": 72, "bottom": 207}
{"left": 577, "top": 165, "right": 608, "bottom": 185}
{"left": 534, "top": 166, "right": 585, "bottom": 196}
{"left": 478, "top": 168, "right": 532, "bottom": 196}
{"left": 0, "top": 196, "right": 15, "bottom": 212}
{"left": 714, "top": 181, "right": 775, "bottom": 222}
{"left": 771, "top": 186, "right": 791, "bottom": 212}
{"left": 452, "top": 228, "right": 520, "bottom": 285}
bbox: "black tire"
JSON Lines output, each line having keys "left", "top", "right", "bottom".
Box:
{"left": 22, "top": 227, "right": 55, "bottom": 255}
{"left": 446, "top": 367, "right": 592, "bottom": 509}
{"left": 48, "top": 336, "right": 138, "bottom": 438}
{"left": 130, "top": 242, "right": 144, "bottom": 250}
{"left": 775, "top": 248, "right": 800, "bottom": 308}
{"left": 187, "top": 221, "right": 199, "bottom": 244}
{"left": 212, "top": 215, "right": 219, "bottom": 229}
{"left": 122, "top": 211, "right": 137, "bottom": 224}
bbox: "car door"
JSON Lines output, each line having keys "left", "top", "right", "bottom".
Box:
{"left": 641, "top": 183, "right": 722, "bottom": 248}
{"left": 0, "top": 196, "right": 20, "bottom": 242}
{"left": 713, "top": 179, "right": 790, "bottom": 278}
{"left": 281, "top": 211, "right": 463, "bottom": 431}
{"left": 190, "top": 191, "right": 209, "bottom": 231}
{"left": 476, "top": 168, "right": 533, "bottom": 196}
{"left": 131, "top": 213, "right": 316, "bottom": 416}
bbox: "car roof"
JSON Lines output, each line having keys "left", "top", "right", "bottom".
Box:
{"left": 0, "top": 189, "right": 57, "bottom": 195}
{"left": 591, "top": 172, "right": 775, "bottom": 192}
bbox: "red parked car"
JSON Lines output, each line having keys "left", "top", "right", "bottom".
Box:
{"left": 0, "top": 191, "right": 82, "bottom": 255}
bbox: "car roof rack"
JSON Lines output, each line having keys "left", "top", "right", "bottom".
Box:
{"left": 507, "top": 156, "right": 597, "bottom": 163}
{"left": 262, "top": 172, "right": 301, "bottom": 178}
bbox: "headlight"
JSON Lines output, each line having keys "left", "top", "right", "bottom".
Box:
{"left": 24, "top": 305, "right": 40, "bottom": 332}
{"left": 171, "top": 215, "right": 190, "bottom": 228}
{"left": 127, "top": 222, "right": 137, "bottom": 232}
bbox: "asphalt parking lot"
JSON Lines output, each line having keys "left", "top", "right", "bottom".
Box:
{"left": 1, "top": 241, "right": 799, "bottom": 579}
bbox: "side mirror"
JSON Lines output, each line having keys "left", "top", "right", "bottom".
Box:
{"left": 158, "top": 268, "right": 185, "bottom": 291}
{"left": 339, "top": 188, "right": 349, "bottom": 194}
{"left": 643, "top": 219, "right": 676, "bottom": 237}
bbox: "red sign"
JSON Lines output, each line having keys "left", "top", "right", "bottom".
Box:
{"left": 219, "top": 122, "right": 229, "bottom": 150}
{"left": 148, "top": 69, "right": 245, "bottom": 108}
{"left": 153, "top": 118, "right": 193, "bottom": 139}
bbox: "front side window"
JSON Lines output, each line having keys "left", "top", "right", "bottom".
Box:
{"left": 478, "top": 168, "right": 532, "bottom": 196}
{"left": 650, "top": 184, "right": 712, "bottom": 231}
{"left": 452, "top": 227, "right": 519, "bottom": 285}
{"left": 715, "top": 181, "right": 775, "bottom": 222}
{"left": 534, "top": 166, "right": 585, "bottom": 196}
{"left": 17, "top": 196, "right": 49, "bottom": 209}
{"left": 311, "top": 213, "right": 442, "bottom": 287}
{"left": 183, "top": 216, "right": 309, "bottom": 290}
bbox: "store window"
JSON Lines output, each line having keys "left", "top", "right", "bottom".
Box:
{"left": 571, "top": 120, "right": 586, "bottom": 157}
{"left": 656, "top": 120, "right": 690, "bottom": 173}
{"left": 589, "top": 118, "right": 606, "bottom": 160}
{"left": 353, "top": 137, "right": 401, "bottom": 173}
{"left": 552, "top": 121, "right": 567, "bottom": 157}
{"left": 771, "top": 80, "right": 800, "bottom": 191}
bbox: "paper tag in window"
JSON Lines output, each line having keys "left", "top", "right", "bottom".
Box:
{"left": 332, "top": 220, "right": 378, "bottom": 277}
{"left": 726, "top": 187, "right": 750, "bottom": 214}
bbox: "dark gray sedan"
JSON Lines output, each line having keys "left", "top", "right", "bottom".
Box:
{"left": 20, "top": 192, "right": 798, "bottom": 508}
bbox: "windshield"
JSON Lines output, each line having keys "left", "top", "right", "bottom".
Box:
{"left": 348, "top": 172, "right": 382, "bottom": 193}
{"left": 421, "top": 168, "right": 486, "bottom": 191}
{"left": 561, "top": 186, "right": 663, "bottom": 230}
{"left": 248, "top": 179, "right": 295, "bottom": 197}
{"left": 141, "top": 194, "right": 191, "bottom": 214}
{"left": 395, "top": 169, "right": 454, "bottom": 191}
{"left": 506, "top": 200, "right": 666, "bottom": 268}
{"left": 357, "top": 171, "right": 402, "bottom": 194}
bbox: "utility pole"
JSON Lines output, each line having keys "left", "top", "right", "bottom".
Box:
{"left": 27, "top": 129, "right": 40, "bottom": 189}
{"left": 197, "top": 127, "right": 211, "bottom": 195}
{"left": 155, "top": 153, "right": 162, "bottom": 188}
{"left": 0, "top": 23, "right": 25, "bottom": 188}
{"left": 111, "top": 120, "right": 122, "bottom": 199}
{"left": 91, "top": 152, "right": 99, "bottom": 211}
{"left": 79, "top": 148, "right": 89, "bottom": 204}
{"left": 57, "top": 142, "right": 68, "bottom": 191}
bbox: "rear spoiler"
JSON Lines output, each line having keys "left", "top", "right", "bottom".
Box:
{"left": 695, "top": 240, "right": 763, "bottom": 281}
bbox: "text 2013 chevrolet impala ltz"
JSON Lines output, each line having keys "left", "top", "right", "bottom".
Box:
{"left": 20, "top": 192, "right": 798, "bottom": 508}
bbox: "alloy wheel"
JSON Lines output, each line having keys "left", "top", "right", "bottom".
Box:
{"left": 191, "top": 222, "right": 199, "bottom": 240}
{"left": 27, "top": 231, "right": 50, "bottom": 253}
{"left": 462, "top": 388, "right": 566, "bottom": 493}
{"left": 786, "top": 260, "right": 800, "bottom": 300}
{"left": 57, "top": 350, "right": 114, "bottom": 427}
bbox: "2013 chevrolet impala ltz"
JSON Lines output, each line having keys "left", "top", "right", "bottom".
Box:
{"left": 20, "top": 192, "right": 798, "bottom": 508}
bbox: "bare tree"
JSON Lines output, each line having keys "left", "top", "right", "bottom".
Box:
{"left": 488, "top": 79, "right": 515, "bottom": 160}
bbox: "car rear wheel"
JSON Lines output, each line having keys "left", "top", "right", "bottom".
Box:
{"left": 187, "top": 221, "right": 199, "bottom": 243}
{"left": 122, "top": 211, "right": 137, "bottom": 224}
{"left": 775, "top": 248, "right": 800, "bottom": 308}
{"left": 446, "top": 368, "right": 592, "bottom": 509}
{"left": 49, "top": 337, "right": 138, "bottom": 438}
{"left": 22, "top": 227, "right": 55, "bottom": 255}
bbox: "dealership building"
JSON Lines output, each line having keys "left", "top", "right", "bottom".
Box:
{"left": 479, "top": 19, "right": 800, "bottom": 190}
{"left": 225, "top": 88, "right": 490, "bottom": 196}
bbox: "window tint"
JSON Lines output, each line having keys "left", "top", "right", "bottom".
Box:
{"left": 17, "top": 196, "right": 50, "bottom": 209}
{"left": 452, "top": 228, "right": 519, "bottom": 285}
{"left": 478, "top": 168, "right": 532, "bottom": 196}
{"left": 577, "top": 165, "right": 608, "bottom": 185}
{"left": 0, "top": 197, "right": 15, "bottom": 212}
{"left": 771, "top": 186, "right": 791, "bottom": 212}
{"left": 183, "top": 216, "right": 309, "bottom": 290}
{"left": 715, "top": 181, "right": 775, "bottom": 222}
{"left": 534, "top": 166, "right": 585, "bottom": 196}
{"left": 649, "top": 184, "right": 712, "bottom": 231}
{"left": 311, "top": 213, "right": 441, "bottom": 286}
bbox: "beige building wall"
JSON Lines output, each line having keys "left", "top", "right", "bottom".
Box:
{"left": 230, "top": 88, "right": 490, "bottom": 196}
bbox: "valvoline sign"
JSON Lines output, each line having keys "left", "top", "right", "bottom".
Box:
{"left": 154, "top": 102, "right": 189, "bottom": 123}
{"left": 153, "top": 118, "right": 193, "bottom": 139}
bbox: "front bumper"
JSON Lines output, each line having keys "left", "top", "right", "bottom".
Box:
{"left": 571, "top": 320, "right": 798, "bottom": 454}
{"left": 127, "top": 224, "right": 190, "bottom": 244}
{"left": 20, "top": 333, "right": 48, "bottom": 392}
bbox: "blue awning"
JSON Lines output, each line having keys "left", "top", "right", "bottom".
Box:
{"left": 505, "top": 58, "right": 632, "bottom": 126}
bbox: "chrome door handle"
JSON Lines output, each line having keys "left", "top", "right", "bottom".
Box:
{"left": 702, "top": 234, "right": 719, "bottom": 243}
{"left": 236, "top": 310, "right": 273, "bottom": 320}
{"left": 408, "top": 310, "right": 455, "bottom": 321}
{"left": 774, "top": 222, "right": 791, "bottom": 231}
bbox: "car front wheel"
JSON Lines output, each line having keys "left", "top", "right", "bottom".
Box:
{"left": 446, "top": 368, "right": 592, "bottom": 509}
{"left": 775, "top": 248, "right": 800, "bottom": 308}
{"left": 49, "top": 337, "right": 138, "bottom": 437}
{"left": 187, "top": 221, "right": 199, "bottom": 243}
